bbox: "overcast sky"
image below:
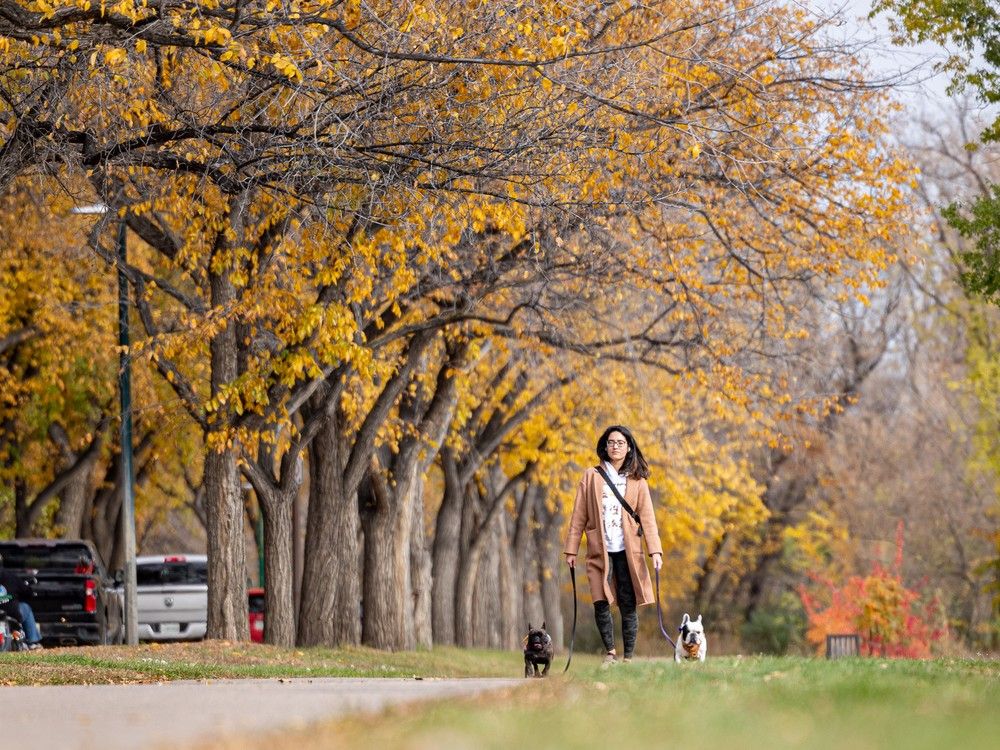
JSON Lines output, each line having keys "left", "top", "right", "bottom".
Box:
{"left": 833, "top": 0, "right": 954, "bottom": 101}
{"left": 809, "top": 0, "right": 998, "bottom": 140}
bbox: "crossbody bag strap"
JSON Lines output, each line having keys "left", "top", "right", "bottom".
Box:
{"left": 595, "top": 465, "right": 643, "bottom": 537}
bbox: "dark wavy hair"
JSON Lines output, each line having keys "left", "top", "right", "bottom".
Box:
{"left": 596, "top": 425, "right": 650, "bottom": 480}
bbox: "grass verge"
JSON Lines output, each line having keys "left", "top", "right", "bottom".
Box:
{"left": 6, "top": 645, "right": 999, "bottom": 750}
{"left": 0, "top": 641, "right": 586, "bottom": 685}
{"left": 197, "top": 655, "right": 1000, "bottom": 750}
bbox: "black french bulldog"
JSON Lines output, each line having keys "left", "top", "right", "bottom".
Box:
{"left": 523, "top": 622, "right": 554, "bottom": 678}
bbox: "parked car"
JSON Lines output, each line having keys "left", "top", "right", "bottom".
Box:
{"left": 248, "top": 587, "right": 265, "bottom": 643}
{"left": 0, "top": 539, "right": 124, "bottom": 647}
{"left": 136, "top": 554, "right": 208, "bottom": 641}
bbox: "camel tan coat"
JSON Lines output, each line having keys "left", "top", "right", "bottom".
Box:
{"left": 563, "top": 466, "right": 663, "bottom": 607}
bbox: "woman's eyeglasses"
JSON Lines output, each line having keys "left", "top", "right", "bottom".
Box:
{"left": 606, "top": 440, "right": 628, "bottom": 448}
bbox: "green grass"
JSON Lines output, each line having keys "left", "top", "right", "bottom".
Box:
{"left": 228, "top": 655, "right": 1000, "bottom": 750}
{"left": 6, "top": 645, "right": 1000, "bottom": 750}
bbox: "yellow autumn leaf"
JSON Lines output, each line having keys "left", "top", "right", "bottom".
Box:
{"left": 104, "top": 47, "right": 127, "bottom": 66}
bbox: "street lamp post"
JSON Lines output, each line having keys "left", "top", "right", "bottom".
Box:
{"left": 73, "top": 203, "right": 139, "bottom": 646}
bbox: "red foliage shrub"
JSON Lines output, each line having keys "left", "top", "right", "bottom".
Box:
{"left": 798, "top": 521, "right": 947, "bottom": 657}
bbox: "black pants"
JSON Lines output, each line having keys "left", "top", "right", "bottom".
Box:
{"left": 594, "top": 550, "right": 638, "bottom": 658}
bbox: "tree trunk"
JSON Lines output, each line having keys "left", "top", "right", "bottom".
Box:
{"left": 454, "top": 529, "right": 484, "bottom": 647}
{"left": 497, "top": 513, "right": 518, "bottom": 649}
{"left": 259, "top": 485, "right": 296, "bottom": 647}
{"left": 693, "top": 532, "right": 732, "bottom": 618}
{"left": 360, "top": 503, "right": 409, "bottom": 650}
{"left": 204, "top": 446, "right": 248, "bottom": 640}
{"left": 54, "top": 466, "right": 93, "bottom": 538}
{"left": 456, "top": 498, "right": 500, "bottom": 648}
{"left": 298, "top": 418, "right": 361, "bottom": 646}
{"left": 303, "top": 328, "right": 437, "bottom": 650}
{"left": 431, "top": 448, "right": 462, "bottom": 645}
{"left": 511, "top": 484, "right": 540, "bottom": 642}
{"left": 86, "top": 457, "right": 123, "bottom": 570}
{"left": 13, "top": 479, "right": 29, "bottom": 536}
{"left": 472, "top": 525, "right": 502, "bottom": 648}
{"left": 13, "top": 423, "right": 106, "bottom": 539}
{"left": 739, "top": 472, "right": 817, "bottom": 624}
{"left": 523, "top": 534, "right": 545, "bottom": 631}
{"left": 534, "top": 489, "right": 564, "bottom": 647}
{"left": 293, "top": 475, "right": 305, "bottom": 624}
{"left": 409, "top": 473, "right": 433, "bottom": 648}
{"left": 205, "top": 255, "right": 247, "bottom": 641}
{"left": 392, "top": 461, "right": 419, "bottom": 650}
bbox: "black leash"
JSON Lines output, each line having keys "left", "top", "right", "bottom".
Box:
{"left": 564, "top": 562, "right": 674, "bottom": 668}
{"left": 590, "top": 464, "right": 676, "bottom": 654}
{"left": 563, "top": 564, "right": 577, "bottom": 673}
{"left": 655, "top": 567, "right": 678, "bottom": 650}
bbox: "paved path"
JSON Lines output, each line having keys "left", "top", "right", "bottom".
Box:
{"left": 3, "top": 677, "right": 522, "bottom": 750}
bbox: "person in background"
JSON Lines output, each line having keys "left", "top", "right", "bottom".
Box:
{"left": 0, "top": 553, "right": 43, "bottom": 649}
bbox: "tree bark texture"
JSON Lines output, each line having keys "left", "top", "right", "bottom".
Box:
{"left": 409, "top": 473, "right": 433, "bottom": 649}
{"left": 522, "top": 520, "right": 546, "bottom": 632}
{"left": 455, "top": 481, "right": 502, "bottom": 648}
{"left": 534, "top": 488, "right": 565, "bottom": 647}
{"left": 470, "top": 523, "right": 502, "bottom": 648}
{"left": 509, "top": 483, "right": 540, "bottom": 644}
{"left": 259, "top": 484, "right": 296, "bottom": 647}
{"left": 83, "top": 454, "right": 124, "bottom": 570}
{"left": 204, "top": 446, "right": 248, "bottom": 640}
{"left": 54, "top": 467, "right": 93, "bottom": 539}
{"left": 298, "top": 417, "right": 361, "bottom": 646}
{"left": 431, "top": 448, "right": 463, "bottom": 645}
{"left": 497, "top": 513, "right": 519, "bottom": 649}
{"left": 205, "top": 251, "right": 248, "bottom": 641}
{"left": 360, "top": 487, "right": 410, "bottom": 650}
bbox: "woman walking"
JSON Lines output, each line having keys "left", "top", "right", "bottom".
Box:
{"left": 564, "top": 426, "right": 662, "bottom": 666}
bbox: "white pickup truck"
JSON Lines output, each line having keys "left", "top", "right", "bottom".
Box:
{"left": 136, "top": 554, "right": 208, "bottom": 641}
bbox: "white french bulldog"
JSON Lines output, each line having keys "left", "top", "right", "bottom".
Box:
{"left": 674, "top": 613, "right": 707, "bottom": 662}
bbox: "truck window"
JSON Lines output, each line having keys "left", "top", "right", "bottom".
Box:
{"left": 136, "top": 561, "right": 208, "bottom": 586}
{"left": 0, "top": 544, "right": 94, "bottom": 572}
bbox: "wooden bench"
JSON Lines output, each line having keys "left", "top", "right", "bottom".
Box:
{"left": 826, "top": 633, "right": 861, "bottom": 658}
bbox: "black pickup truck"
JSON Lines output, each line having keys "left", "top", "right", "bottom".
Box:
{"left": 0, "top": 539, "right": 124, "bottom": 647}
